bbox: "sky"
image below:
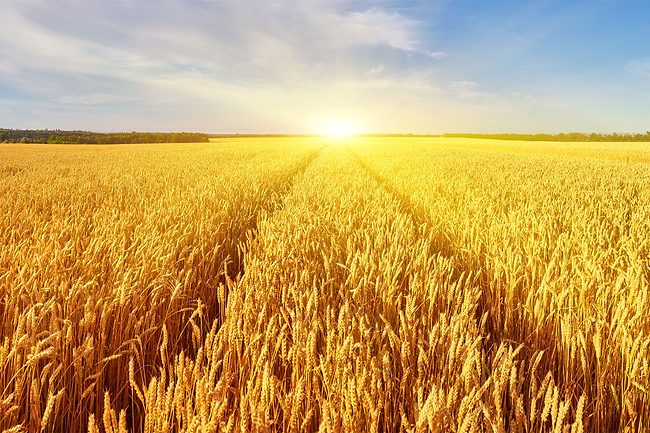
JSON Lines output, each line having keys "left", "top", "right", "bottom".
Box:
{"left": 1, "top": 0, "right": 649, "bottom": 134}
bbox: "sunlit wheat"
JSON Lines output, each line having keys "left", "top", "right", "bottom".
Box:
{"left": 0, "top": 137, "right": 648, "bottom": 432}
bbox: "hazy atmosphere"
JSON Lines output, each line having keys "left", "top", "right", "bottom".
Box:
{"left": 2, "top": 0, "right": 649, "bottom": 134}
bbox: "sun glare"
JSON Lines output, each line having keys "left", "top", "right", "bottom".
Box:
{"left": 320, "top": 120, "right": 360, "bottom": 139}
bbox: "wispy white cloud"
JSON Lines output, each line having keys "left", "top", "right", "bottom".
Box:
{"left": 0, "top": 0, "right": 453, "bottom": 131}
{"left": 427, "top": 51, "right": 447, "bottom": 59}
{"left": 3, "top": 1, "right": 436, "bottom": 81}
{"left": 625, "top": 59, "right": 650, "bottom": 79}
{"left": 55, "top": 94, "right": 138, "bottom": 106}
{"left": 449, "top": 80, "right": 495, "bottom": 101}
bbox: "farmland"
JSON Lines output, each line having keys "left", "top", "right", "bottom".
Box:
{"left": 0, "top": 137, "right": 649, "bottom": 432}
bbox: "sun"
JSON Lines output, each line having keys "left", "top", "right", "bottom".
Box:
{"left": 319, "top": 119, "right": 361, "bottom": 139}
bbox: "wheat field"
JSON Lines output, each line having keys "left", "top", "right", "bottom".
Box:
{"left": 0, "top": 137, "right": 648, "bottom": 432}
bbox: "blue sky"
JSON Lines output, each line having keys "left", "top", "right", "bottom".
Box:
{"left": 1, "top": 0, "right": 649, "bottom": 134}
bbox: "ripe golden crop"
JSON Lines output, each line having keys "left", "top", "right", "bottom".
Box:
{"left": 0, "top": 137, "right": 648, "bottom": 432}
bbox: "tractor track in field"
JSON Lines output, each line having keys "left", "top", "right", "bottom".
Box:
{"left": 223, "top": 145, "right": 325, "bottom": 283}
{"left": 182, "top": 145, "right": 326, "bottom": 337}
{"left": 345, "top": 146, "right": 509, "bottom": 353}
{"left": 126, "top": 145, "right": 326, "bottom": 432}
{"left": 346, "top": 146, "right": 577, "bottom": 398}
{"left": 346, "top": 146, "right": 463, "bottom": 263}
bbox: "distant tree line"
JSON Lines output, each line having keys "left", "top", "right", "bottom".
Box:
{"left": 0, "top": 129, "right": 209, "bottom": 144}
{"left": 443, "top": 132, "right": 650, "bottom": 142}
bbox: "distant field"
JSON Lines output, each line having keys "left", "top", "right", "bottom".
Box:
{"left": 1, "top": 137, "right": 648, "bottom": 432}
